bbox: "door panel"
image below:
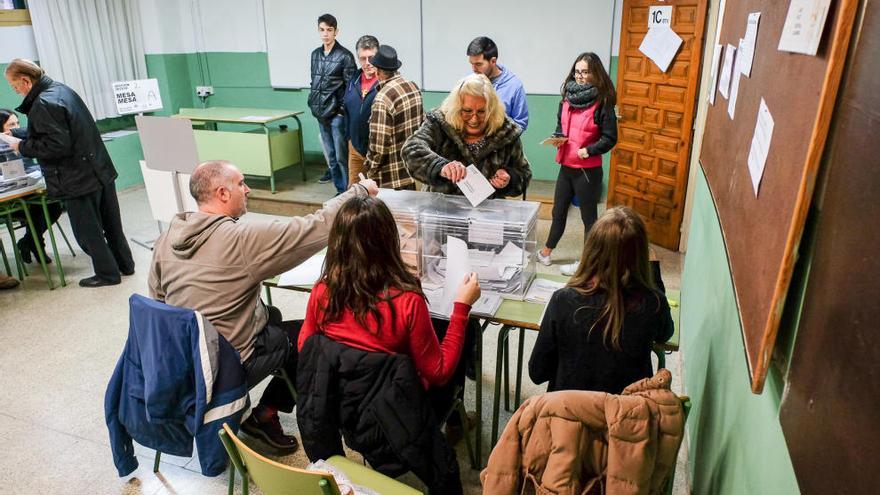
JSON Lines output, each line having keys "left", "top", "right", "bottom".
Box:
{"left": 608, "top": 0, "right": 708, "bottom": 249}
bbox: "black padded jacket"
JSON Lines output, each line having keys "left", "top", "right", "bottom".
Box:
{"left": 296, "top": 334, "right": 462, "bottom": 495}
{"left": 308, "top": 42, "right": 356, "bottom": 123}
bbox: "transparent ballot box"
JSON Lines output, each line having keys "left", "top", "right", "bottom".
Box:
{"left": 418, "top": 194, "right": 539, "bottom": 302}
{"left": 376, "top": 188, "right": 439, "bottom": 276}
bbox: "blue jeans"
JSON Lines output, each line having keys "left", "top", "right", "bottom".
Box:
{"left": 317, "top": 114, "right": 348, "bottom": 193}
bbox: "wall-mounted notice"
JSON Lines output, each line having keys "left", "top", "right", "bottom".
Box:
{"left": 718, "top": 43, "right": 736, "bottom": 99}
{"left": 778, "top": 0, "right": 832, "bottom": 55}
{"left": 112, "top": 79, "right": 163, "bottom": 115}
{"left": 740, "top": 12, "right": 761, "bottom": 76}
{"left": 747, "top": 98, "right": 775, "bottom": 196}
{"left": 728, "top": 39, "right": 745, "bottom": 119}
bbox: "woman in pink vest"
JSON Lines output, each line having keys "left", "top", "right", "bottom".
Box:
{"left": 536, "top": 52, "right": 617, "bottom": 275}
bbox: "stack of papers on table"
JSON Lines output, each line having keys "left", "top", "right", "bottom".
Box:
{"left": 424, "top": 288, "right": 502, "bottom": 319}
{"left": 524, "top": 278, "right": 566, "bottom": 304}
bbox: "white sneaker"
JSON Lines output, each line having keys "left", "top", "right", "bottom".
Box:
{"left": 536, "top": 250, "right": 552, "bottom": 266}
{"left": 560, "top": 262, "right": 579, "bottom": 276}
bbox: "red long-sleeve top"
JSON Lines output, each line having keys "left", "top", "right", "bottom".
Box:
{"left": 298, "top": 282, "right": 472, "bottom": 388}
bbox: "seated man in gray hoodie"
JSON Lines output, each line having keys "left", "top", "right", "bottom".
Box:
{"left": 148, "top": 160, "right": 378, "bottom": 452}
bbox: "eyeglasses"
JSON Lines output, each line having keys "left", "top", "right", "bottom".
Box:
{"left": 574, "top": 70, "right": 590, "bottom": 76}
{"left": 460, "top": 109, "right": 487, "bottom": 120}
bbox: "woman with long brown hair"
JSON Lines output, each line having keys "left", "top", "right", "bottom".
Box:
{"left": 536, "top": 52, "right": 618, "bottom": 275}
{"left": 528, "top": 206, "right": 673, "bottom": 394}
{"left": 298, "top": 195, "right": 481, "bottom": 387}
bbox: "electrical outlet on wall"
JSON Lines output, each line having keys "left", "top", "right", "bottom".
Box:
{"left": 196, "top": 86, "right": 214, "bottom": 97}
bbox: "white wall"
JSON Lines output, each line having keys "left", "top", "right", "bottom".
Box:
{"left": 0, "top": 25, "right": 38, "bottom": 63}
{"left": 139, "top": 0, "right": 265, "bottom": 55}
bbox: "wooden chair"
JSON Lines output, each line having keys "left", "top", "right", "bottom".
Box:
{"left": 218, "top": 423, "right": 422, "bottom": 495}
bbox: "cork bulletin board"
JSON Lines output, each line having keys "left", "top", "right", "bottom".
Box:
{"left": 698, "top": 0, "right": 857, "bottom": 393}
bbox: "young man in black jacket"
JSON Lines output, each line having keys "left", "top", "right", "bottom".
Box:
{"left": 5, "top": 58, "right": 134, "bottom": 287}
{"left": 308, "top": 13, "right": 356, "bottom": 194}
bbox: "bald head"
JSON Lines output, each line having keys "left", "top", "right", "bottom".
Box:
{"left": 190, "top": 160, "right": 251, "bottom": 217}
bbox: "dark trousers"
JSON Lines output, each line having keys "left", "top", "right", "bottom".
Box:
{"left": 427, "top": 317, "right": 479, "bottom": 424}
{"left": 14, "top": 202, "right": 63, "bottom": 250}
{"left": 242, "top": 306, "right": 301, "bottom": 413}
{"left": 546, "top": 166, "right": 604, "bottom": 249}
{"left": 64, "top": 181, "right": 134, "bottom": 281}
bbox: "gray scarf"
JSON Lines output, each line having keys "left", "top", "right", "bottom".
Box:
{"left": 564, "top": 81, "right": 598, "bottom": 109}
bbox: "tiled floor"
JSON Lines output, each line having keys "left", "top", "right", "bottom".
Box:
{"left": 0, "top": 185, "right": 688, "bottom": 494}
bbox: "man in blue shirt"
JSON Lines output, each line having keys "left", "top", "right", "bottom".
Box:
{"left": 466, "top": 36, "right": 529, "bottom": 133}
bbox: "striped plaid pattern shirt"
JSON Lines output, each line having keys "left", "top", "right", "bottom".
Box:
{"left": 364, "top": 74, "right": 424, "bottom": 189}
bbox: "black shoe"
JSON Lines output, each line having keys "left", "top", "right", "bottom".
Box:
{"left": 78, "top": 276, "right": 121, "bottom": 288}
{"left": 17, "top": 239, "right": 50, "bottom": 264}
{"left": 241, "top": 411, "right": 299, "bottom": 452}
{"left": 121, "top": 268, "right": 135, "bottom": 276}
{"left": 317, "top": 170, "right": 333, "bottom": 184}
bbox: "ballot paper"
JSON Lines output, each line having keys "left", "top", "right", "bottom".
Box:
{"left": 778, "top": 0, "right": 832, "bottom": 56}
{"left": 278, "top": 253, "right": 325, "bottom": 287}
{"left": 740, "top": 13, "right": 761, "bottom": 76}
{"left": 0, "top": 133, "right": 21, "bottom": 146}
{"left": 747, "top": 98, "right": 774, "bottom": 196}
{"left": 638, "top": 25, "right": 683, "bottom": 73}
{"left": 440, "top": 236, "right": 470, "bottom": 317}
{"left": 727, "top": 39, "right": 745, "bottom": 119}
{"left": 707, "top": 44, "right": 723, "bottom": 105}
{"left": 524, "top": 278, "right": 566, "bottom": 304}
{"left": 718, "top": 44, "right": 736, "bottom": 99}
{"left": 456, "top": 164, "right": 495, "bottom": 207}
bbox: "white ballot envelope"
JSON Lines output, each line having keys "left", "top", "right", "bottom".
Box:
{"left": 456, "top": 164, "right": 495, "bottom": 207}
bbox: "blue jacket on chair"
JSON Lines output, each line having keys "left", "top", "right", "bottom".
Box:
{"left": 105, "top": 294, "right": 249, "bottom": 477}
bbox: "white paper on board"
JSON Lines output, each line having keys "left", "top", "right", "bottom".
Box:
{"left": 778, "top": 0, "right": 832, "bottom": 56}
{"left": 708, "top": 44, "right": 723, "bottom": 105}
{"left": 638, "top": 25, "right": 683, "bottom": 73}
{"left": 740, "top": 13, "right": 761, "bottom": 76}
{"left": 718, "top": 44, "right": 736, "bottom": 99}
{"left": 747, "top": 98, "right": 775, "bottom": 196}
{"left": 728, "top": 39, "right": 745, "bottom": 119}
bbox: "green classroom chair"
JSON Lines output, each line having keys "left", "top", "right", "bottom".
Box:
{"left": 218, "top": 422, "right": 423, "bottom": 495}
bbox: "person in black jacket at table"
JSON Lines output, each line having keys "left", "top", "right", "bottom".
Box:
{"left": 528, "top": 206, "right": 674, "bottom": 395}
{"left": 5, "top": 59, "right": 134, "bottom": 287}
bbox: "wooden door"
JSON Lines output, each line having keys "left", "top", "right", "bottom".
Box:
{"left": 607, "top": 0, "right": 708, "bottom": 249}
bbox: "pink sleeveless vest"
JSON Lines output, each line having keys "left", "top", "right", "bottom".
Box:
{"left": 556, "top": 100, "right": 603, "bottom": 169}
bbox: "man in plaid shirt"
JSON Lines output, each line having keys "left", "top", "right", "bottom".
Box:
{"left": 363, "top": 45, "right": 424, "bottom": 190}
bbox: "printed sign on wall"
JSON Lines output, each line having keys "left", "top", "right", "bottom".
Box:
{"left": 112, "top": 79, "right": 163, "bottom": 115}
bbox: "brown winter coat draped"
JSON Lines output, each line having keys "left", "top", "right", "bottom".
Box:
{"left": 481, "top": 369, "right": 685, "bottom": 495}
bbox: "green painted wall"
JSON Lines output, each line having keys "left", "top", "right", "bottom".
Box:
{"left": 681, "top": 169, "right": 799, "bottom": 494}
{"left": 143, "top": 52, "right": 619, "bottom": 188}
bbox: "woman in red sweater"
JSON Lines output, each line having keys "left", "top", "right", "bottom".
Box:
{"left": 536, "top": 52, "right": 618, "bottom": 275}
{"left": 298, "top": 195, "right": 481, "bottom": 388}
